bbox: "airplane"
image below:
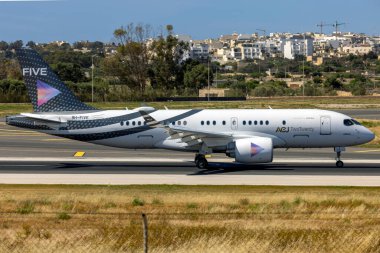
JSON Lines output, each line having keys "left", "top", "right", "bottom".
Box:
{"left": 6, "top": 48, "right": 375, "bottom": 169}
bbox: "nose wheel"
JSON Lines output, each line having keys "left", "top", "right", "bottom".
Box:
{"left": 334, "top": 147, "right": 346, "bottom": 168}
{"left": 195, "top": 154, "right": 209, "bottom": 169}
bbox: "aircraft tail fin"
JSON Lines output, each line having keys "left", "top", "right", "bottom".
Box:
{"left": 15, "top": 48, "right": 96, "bottom": 112}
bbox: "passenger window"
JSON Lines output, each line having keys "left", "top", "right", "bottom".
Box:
{"left": 201, "top": 121, "right": 204, "bottom": 125}
{"left": 254, "top": 120, "right": 257, "bottom": 125}
{"left": 172, "top": 122, "right": 175, "bottom": 125}
{"left": 206, "top": 121, "right": 210, "bottom": 125}
{"left": 120, "top": 121, "right": 124, "bottom": 126}
{"left": 213, "top": 120, "right": 216, "bottom": 125}
{"left": 184, "top": 121, "right": 187, "bottom": 126}
{"left": 265, "top": 120, "right": 269, "bottom": 125}
{"left": 343, "top": 119, "right": 354, "bottom": 126}
{"left": 248, "top": 120, "right": 252, "bottom": 125}
{"left": 282, "top": 120, "right": 286, "bottom": 125}
{"left": 243, "top": 120, "right": 246, "bottom": 125}
{"left": 138, "top": 121, "right": 141, "bottom": 126}
{"left": 178, "top": 121, "right": 181, "bottom": 126}
{"left": 126, "top": 121, "right": 129, "bottom": 126}
{"left": 260, "top": 120, "right": 263, "bottom": 125}
{"left": 222, "top": 120, "right": 226, "bottom": 125}
{"left": 132, "top": 121, "right": 136, "bottom": 126}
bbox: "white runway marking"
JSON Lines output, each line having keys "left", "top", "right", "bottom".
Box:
{"left": 4, "top": 165, "right": 46, "bottom": 167}
{"left": 0, "top": 157, "right": 380, "bottom": 164}
{"left": 1, "top": 174, "right": 380, "bottom": 186}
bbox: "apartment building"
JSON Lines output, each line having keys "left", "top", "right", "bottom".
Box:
{"left": 283, "top": 37, "right": 313, "bottom": 59}
{"left": 341, "top": 44, "right": 374, "bottom": 55}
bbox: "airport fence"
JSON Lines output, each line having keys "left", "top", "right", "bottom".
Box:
{"left": 1, "top": 212, "right": 380, "bottom": 253}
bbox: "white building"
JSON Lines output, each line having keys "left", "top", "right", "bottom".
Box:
{"left": 283, "top": 37, "right": 313, "bottom": 60}
{"left": 176, "top": 35, "right": 210, "bottom": 61}
{"left": 341, "top": 44, "right": 374, "bottom": 55}
{"left": 190, "top": 42, "right": 209, "bottom": 60}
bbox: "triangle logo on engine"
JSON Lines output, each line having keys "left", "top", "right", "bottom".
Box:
{"left": 250, "top": 143, "right": 264, "bottom": 157}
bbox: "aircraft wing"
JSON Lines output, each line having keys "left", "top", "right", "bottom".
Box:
{"left": 139, "top": 110, "right": 232, "bottom": 146}
{"left": 167, "top": 126, "right": 233, "bottom": 147}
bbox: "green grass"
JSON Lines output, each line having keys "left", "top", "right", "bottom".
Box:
{"left": 1, "top": 96, "right": 380, "bottom": 116}
{"left": 16, "top": 200, "right": 35, "bottom": 214}
{"left": 57, "top": 212, "right": 71, "bottom": 220}
{"left": 132, "top": 197, "right": 145, "bottom": 206}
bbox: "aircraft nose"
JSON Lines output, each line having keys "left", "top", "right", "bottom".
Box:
{"left": 361, "top": 128, "right": 375, "bottom": 143}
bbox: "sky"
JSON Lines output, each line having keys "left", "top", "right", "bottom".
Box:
{"left": 0, "top": 0, "right": 379, "bottom": 43}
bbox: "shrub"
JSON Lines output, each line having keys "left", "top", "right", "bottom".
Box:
{"left": 186, "top": 203, "right": 198, "bottom": 209}
{"left": 132, "top": 198, "right": 145, "bottom": 206}
{"left": 152, "top": 198, "right": 163, "bottom": 205}
{"left": 239, "top": 198, "right": 250, "bottom": 206}
{"left": 57, "top": 212, "right": 71, "bottom": 220}
{"left": 16, "top": 200, "right": 35, "bottom": 214}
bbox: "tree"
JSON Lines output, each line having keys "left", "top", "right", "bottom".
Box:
{"left": 184, "top": 64, "right": 212, "bottom": 90}
{"left": 102, "top": 23, "right": 151, "bottom": 95}
{"left": 73, "top": 41, "right": 86, "bottom": 49}
{"left": 149, "top": 25, "right": 189, "bottom": 89}
{"left": 324, "top": 75, "right": 342, "bottom": 89}
{"left": 9, "top": 40, "right": 23, "bottom": 50}
{"left": 51, "top": 62, "right": 86, "bottom": 83}
{"left": 0, "top": 41, "right": 8, "bottom": 51}
{"left": 26, "top": 41, "right": 36, "bottom": 49}
{"left": 0, "top": 59, "right": 22, "bottom": 80}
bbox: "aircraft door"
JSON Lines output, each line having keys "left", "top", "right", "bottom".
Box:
{"left": 320, "top": 116, "right": 331, "bottom": 135}
{"left": 231, "top": 117, "right": 238, "bottom": 130}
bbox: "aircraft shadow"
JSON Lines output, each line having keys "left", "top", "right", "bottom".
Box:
{"left": 189, "top": 162, "right": 380, "bottom": 176}
{"left": 189, "top": 162, "right": 294, "bottom": 175}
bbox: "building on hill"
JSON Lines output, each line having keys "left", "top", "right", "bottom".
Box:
{"left": 283, "top": 36, "right": 313, "bottom": 59}
{"left": 341, "top": 44, "right": 374, "bottom": 56}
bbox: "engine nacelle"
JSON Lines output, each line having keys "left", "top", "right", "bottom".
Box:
{"left": 227, "top": 137, "right": 273, "bottom": 164}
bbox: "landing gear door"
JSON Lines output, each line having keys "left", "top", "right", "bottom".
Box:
{"left": 231, "top": 117, "right": 238, "bottom": 130}
{"left": 320, "top": 116, "right": 331, "bottom": 135}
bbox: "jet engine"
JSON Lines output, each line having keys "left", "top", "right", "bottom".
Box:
{"left": 226, "top": 137, "right": 273, "bottom": 163}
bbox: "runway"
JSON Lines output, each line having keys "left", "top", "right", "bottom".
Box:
{"left": 336, "top": 109, "right": 380, "bottom": 120}
{"left": 0, "top": 111, "right": 380, "bottom": 186}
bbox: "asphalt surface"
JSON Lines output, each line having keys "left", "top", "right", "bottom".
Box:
{"left": 336, "top": 109, "right": 380, "bottom": 120}
{"left": 0, "top": 108, "right": 379, "bottom": 185}
{"left": 0, "top": 160, "right": 379, "bottom": 176}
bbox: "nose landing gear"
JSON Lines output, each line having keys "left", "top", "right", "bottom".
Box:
{"left": 334, "top": 147, "right": 346, "bottom": 167}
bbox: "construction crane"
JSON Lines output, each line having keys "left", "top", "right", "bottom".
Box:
{"left": 332, "top": 21, "right": 346, "bottom": 35}
{"left": 256, "top": 29, "right": 266, "bottom": 37}
{"left": 316, "top": 21, "right": 333, "bottom": 35}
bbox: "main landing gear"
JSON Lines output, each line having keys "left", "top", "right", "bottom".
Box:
{"left": 334, "top": 147, "right": 346, "bottom": 168}
{"left": 195, "top": 154, "right": 209, "bottom": 169}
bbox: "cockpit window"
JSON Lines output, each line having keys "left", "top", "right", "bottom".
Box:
{"left": 343, "top": 119, "right": 354, "bottom": 126}
{"left": 351, "top": 119, "right": 361, "bottom": 125}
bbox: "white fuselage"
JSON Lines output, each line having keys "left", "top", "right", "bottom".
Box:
{"left": 8, "top": 109, "right": 375, "bottom": 152}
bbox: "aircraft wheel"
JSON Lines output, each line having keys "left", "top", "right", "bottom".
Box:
{"left": 194, "top": 154, "right": 203, "bottom": 164}
{"left": 336, "top": 161, "right": 344, "bottom": 168}
{"left": 196, "top": 157, "right": 209, "bottom": 169}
